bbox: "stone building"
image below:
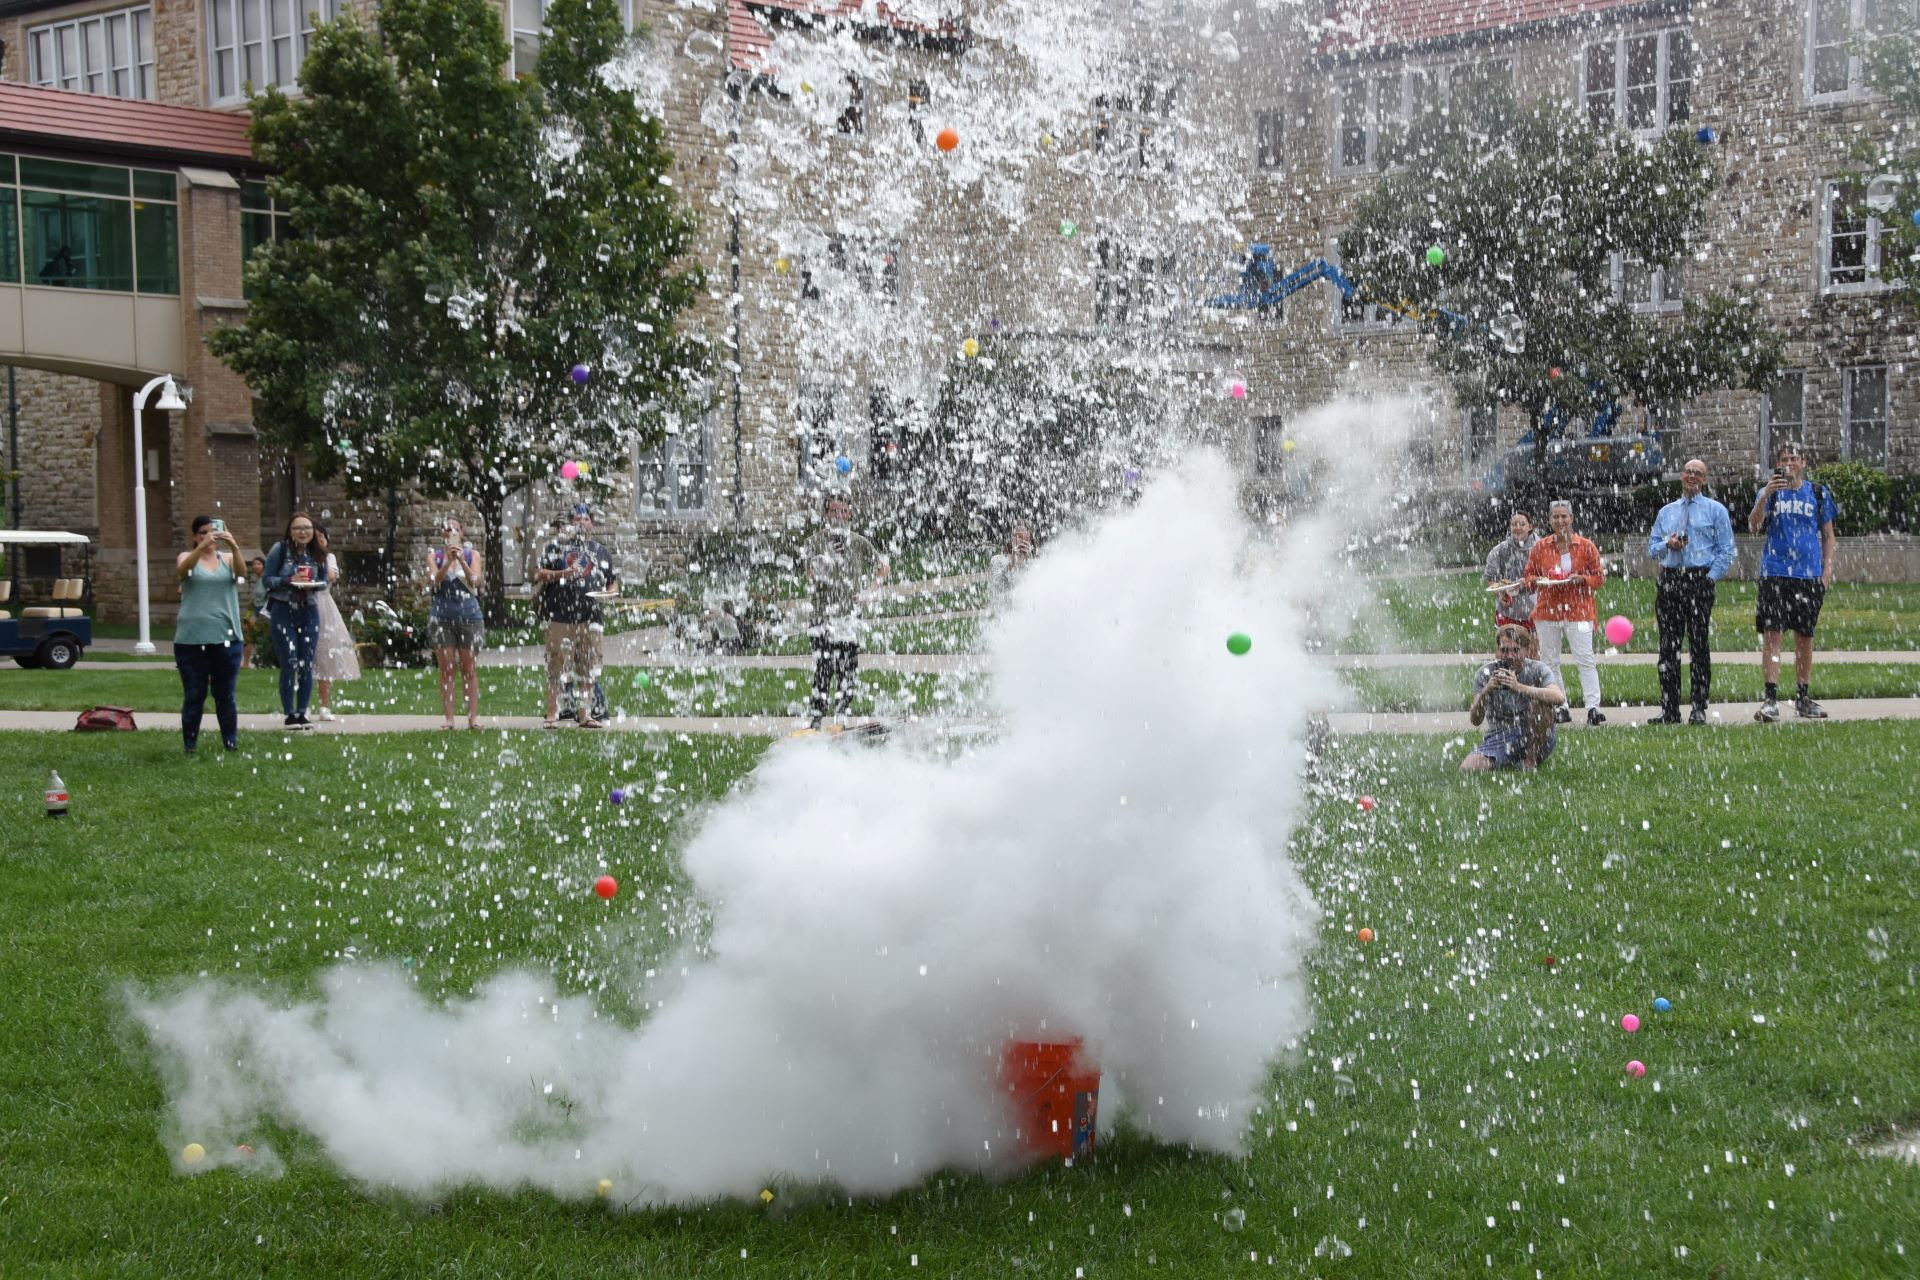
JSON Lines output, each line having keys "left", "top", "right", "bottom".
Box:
{"left": 0, "top": 0, "right": 1911, "bottom": 621}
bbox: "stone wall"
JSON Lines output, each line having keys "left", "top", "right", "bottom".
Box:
{"left": 8, "top": 367, "right": 99, "bottom": 535}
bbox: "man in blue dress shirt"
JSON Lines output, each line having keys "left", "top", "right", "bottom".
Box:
{"left": 1644, "top": 458, "right": 1736, "bottom": 725}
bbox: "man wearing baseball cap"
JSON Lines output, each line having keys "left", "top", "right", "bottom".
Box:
{"left": 535, "top": 504, "right": 617, "bottom": 727}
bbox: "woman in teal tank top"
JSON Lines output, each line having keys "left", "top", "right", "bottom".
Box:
{"left": 173, "top": 515, "right": 246, "bottom": 753}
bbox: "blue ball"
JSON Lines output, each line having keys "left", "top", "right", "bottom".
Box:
{"left": 1912, "top": 210, "right": 1920, "bottom": 229}
{"left": 834, "top": 456, "right": 852, "bottom": 475}
{"left": 1652, "top": 996, "right": 1671, "bottom": 1013}
{"left": 609, "top": 788, "right": 626, "bottom": 805}
{"left": 1694, "top": 127, "right": 1715, "bottom": 145}
{"left": 570, "top": 363, "right": 591, "bottom": 385}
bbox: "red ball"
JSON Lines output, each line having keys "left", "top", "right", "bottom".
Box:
{"left": 1356, "top": 795, "right": 1375, "bottom": 812}
{"left": 593, "top": 876, "right": 618, "bottom": 900}
{"left": 936, "top": 126, "right": 960, "bottom": 153}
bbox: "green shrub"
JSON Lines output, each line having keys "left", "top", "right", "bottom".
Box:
{"left": 1889, "top": 474, "right": 1920, "bottom": 534}
{"left": 349, "top": 602, "right": 432, "bottom": 668}
{"left": 1808, "top": 462, "right": 1891, "bottom": 535}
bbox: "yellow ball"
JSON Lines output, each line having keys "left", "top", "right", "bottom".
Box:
{"left": 597, "top": 1178, "right": 613, "bottom": 1197}
{"left": 800, "top": 81, "right": 813, "bottom": 95}
{"left": 576, "top": 462, "right": 591, "bottom": 477}
{"left": 774, "top": 257, "right": 790, "bottom": 275}
{"left": 1041, "top": 133, "right": 1053, "bottom": 148}
{"left": 181, "top": 1143, "right": 205, "bottom": 1166}
{"left": 760, "top": 1188, "right": 775, "bottom": 1203}
{"left": 1282, "top": 439, "right": 1297, "bottom": 453}
{"left": 962, "top": 338, "right": 979, "bottom": 358}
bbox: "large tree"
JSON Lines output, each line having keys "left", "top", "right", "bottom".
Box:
{"left": 210, "top": 0, "right": 703, "bottom": 618}
{"left": 1340, "top": 77, "right": 1780, "bottom": 482}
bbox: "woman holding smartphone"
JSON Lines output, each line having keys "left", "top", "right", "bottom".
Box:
{"left": 173, "top": 515, "right": 246, "bottom": 753}
{"left": 261, "top": 511, "right": 330, "bottom": 729}
{"left": 427, "top": 516, "right": 485, "bottom": 730}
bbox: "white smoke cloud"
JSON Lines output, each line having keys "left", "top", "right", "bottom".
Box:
{"left": 133, "top": 406, "right": 1419, "bottom": 1204}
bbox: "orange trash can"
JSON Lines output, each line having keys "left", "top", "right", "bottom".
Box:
{"left": 1002, "top": 1037, "right": 1100, "bottom": 1161}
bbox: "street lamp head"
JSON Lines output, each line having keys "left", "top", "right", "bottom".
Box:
{"left": 155, "top": 378, "right": 186, "bottom": 413}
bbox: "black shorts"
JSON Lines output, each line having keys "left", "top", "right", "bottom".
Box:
{"left": 1755, "top": 577, "right": 1824, "bottom": 637}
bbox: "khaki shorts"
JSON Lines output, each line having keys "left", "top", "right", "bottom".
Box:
{"left": 545, "top": 622, "right": 602, "bottom": 689}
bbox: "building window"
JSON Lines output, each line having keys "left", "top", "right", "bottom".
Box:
{"left": 1845, "top": 365, "right": 1888, "bottom": 466}
{"left": 1582, "top": 29, "right": 1691, "bottom": 132}
{"left": 15, "top": 157, "right": 177, "bottom": 295}
{"left": 207, "top": 0, "right": 342, "bottom": 104}
{"left": 1253, "top": 416, "right": 1286, "bottom": 476}
{"left": 1093, "top": 78, "right": 1180, "bottom": 176}
{"left": 907, "top": 80, "right": 930, "bottom": 145}
{"left": 836, "top": 74, "right": 866, "bottom": 136}
{"left": 1335, "top": 60, "right": 1509, "bottom": 173}
{"left": 1254, "top": 108, "right": 1284, "bottom": 170}
{"left": 796, "top": 383, "right": 839, "bottom": 486}
{"left": 1808, "top": 0, "right": 1909, "bottom": 99}
{"left": 1613, "top": 253, "right": 1683, "bottom": 311}
{"left": 800, "top": 236, "right": 899, "bottom": 305}
{"left": 1094, "top": 238, "right": 1177, "bottom": 328}
{"left": 1761, "top": 372, "right": 1805, "bottom": 467}
{"left": 27, "top": 6, "right": 154, "bottom": 100}
{"left": 636, "top": 412, "right": 710, "bottom": 516}
{"left": 509, "top": 0, "right": 634, "bottom": 77}
{"left": 0, "top": 158, "right": 19, "bottom": 284}
{"left": 1822, "top": 179, "right": 1894, "bottom": 292}
{"left": 1464, "top": 404, "right": 1499, "bottom": 478}
{"left": 240, "top": 180, "right": 295, "bottom": 297}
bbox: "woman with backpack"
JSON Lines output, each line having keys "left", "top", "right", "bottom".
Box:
{"left": 172, "top": 515, "right": 246, "bottom": 754}
{"left": 261, "top": 511, "right": 331, "bottom": 729}
{"left": 427, "top": 516, "right": 486, "bottom": 730}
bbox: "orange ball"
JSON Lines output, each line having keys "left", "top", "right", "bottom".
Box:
{"left": 1357, "top": 928, "right": 1374, "bottom": 943}
{"left": 936, "top": 126, "right": 960, "bottom": 153}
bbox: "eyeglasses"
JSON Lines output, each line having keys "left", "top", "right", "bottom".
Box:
{"left": 291, "top": 525, "right": 314, "bottom": 533}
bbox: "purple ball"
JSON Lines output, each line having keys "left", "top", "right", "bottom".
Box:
{"left": 1694, "top": 126, "right": 1716, "bottom": 145}
{"left": 570, "top": 363, "right": 591, "bottom": 385}
{"left": 609, "top": 788, "right": 626, "bottom": 805}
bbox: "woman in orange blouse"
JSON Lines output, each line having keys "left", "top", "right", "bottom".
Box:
{"left": 1523, "top": 500, "right": 1607, "bottom": 725}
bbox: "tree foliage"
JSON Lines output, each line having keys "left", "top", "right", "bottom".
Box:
{"left": 1340, "top": 78, "right": 1780, "bottom": 471}
{"left": 209, "top": 0, "right": 703, "bottom": 614}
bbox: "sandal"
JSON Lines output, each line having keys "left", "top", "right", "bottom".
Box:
{"left": 578, "top": 718, "right": 605, "bottom": 730}
{"left": 543, "top": 719, "right": 561, "bottom": 730}
{"left": 440, "top": 720, "right": 456, "bottom": 731}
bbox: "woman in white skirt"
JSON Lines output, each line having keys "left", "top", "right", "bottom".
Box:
{"left": 312, "top": 527, "right": 361, "bottom": 720}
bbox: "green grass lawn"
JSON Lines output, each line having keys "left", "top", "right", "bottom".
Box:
{"left": 0, "top": 726, "right": 1916, "bottom": 1276}
{"left": 1344, "top": 573, "right": 1920, "bottom": 654}
{"left": 1344, "top": 661, "right": 1920, "bottom": 713}
{"left": 0, "top": 665, "right": 986, "bottom": 720}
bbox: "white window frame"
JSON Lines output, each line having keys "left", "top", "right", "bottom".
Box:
{"left": 207, "top": 0, "right": 341, "bottom": 105}
{"left": 27, "top": 6, "right": 154, "bottom": 100}
{"left": 1612, "top": 252, "right": 1683, "bottom": 312}
{"left": 510, "top": 0, "right": 634, "bottom": 77}
{"left": 1093, "top": 75, "right": 1181, "bottom": 178}
{"left": 1093, "top": 237, "right": 1180, "bottom": 330}
{"left": 635, "top": 411, "right": 712, "bottom": 518}
{"left": 1254, "top": 107, "right": 1283, "bottom": 170}
{"left": 1760, "top": 372, "right": 1806, "bottom": 469}
{"left": 1580, "top": 27, "right": 1692, "bottom": 135}
{"left": 1805, "top": 0, "right": 1915, "bottom": 102}
{"left": 1333, "top": 58, "right": 1511, "bottom": 174}
{"left": 1843, "top": 364, "right": 1889, "bottom": 466}
{"left": 1820, "top": 179, "right": 1894, "bottom": 294}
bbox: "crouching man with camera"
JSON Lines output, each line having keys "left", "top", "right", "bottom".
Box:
{"left": 1460, "top": 624, "right": 1568, "bottom": 773}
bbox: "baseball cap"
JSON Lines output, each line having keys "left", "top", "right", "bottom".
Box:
{"left": 571, "top": 503, "right": 594, "bottom": 518}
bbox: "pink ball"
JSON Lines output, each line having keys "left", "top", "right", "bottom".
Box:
{"left": 1621, "top": 1013, "right": 1640, "bottom": 1033}
{"left": 1625, "top": 1059, "right": 1646, "bottom": 1078}
{"left": 560, "top": 460, "right": 580, "bottom": 480}
{"left": 1604, "top": 615, "right": 1634, "bottom": 646}
{"left": 1229, "top": 382, "right": 1248, "bottom": 400}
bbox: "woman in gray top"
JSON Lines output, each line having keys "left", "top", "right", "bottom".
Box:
{"left": 1483, "top": 511, "right": 1538, "bottom": 630}
{"left": 173, "top": 515, "right": 246, "bottom": 754}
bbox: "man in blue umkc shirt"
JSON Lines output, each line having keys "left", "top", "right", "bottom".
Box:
{"left": 1645, "top": 458, "right": 1737, "bottom": 725}
{"left": 1746, "top": 441, "right": 1838, "bottom": 723}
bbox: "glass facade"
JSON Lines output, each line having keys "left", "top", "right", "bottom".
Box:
{"left": 0, "top": 154, "right": 179, "bottom": 294}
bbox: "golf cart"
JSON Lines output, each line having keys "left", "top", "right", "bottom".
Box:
{"left": 0, "top": 531, "right": 93, "bottom": 669}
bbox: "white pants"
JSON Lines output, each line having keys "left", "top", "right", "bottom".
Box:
{"left": 1536, "top": 619, "right": 1602, "bottom": 710}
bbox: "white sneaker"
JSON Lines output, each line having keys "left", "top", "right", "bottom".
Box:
{"left": 1754, "top": 699, "right": 1780, "bottom": 723}
{"left": 317, "top": 708, "right": 337, "bottom": 722}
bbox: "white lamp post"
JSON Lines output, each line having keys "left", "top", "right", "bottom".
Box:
{"left": 131, "top": 374, "right": 187, "bottom": 656}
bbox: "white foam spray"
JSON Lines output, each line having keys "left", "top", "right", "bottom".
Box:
{"left": 133, "top": 402, "right": 1418, "bottom": 1203}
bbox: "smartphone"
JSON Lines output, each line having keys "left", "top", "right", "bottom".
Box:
{"left": 210, "top": 518, "right": 225, "bottom": 534}
{"left": 1773, "top": 467, "right": 1788, "bottom": 482}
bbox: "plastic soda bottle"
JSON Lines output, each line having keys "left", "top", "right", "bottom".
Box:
{"left": 45, "top": 770, "right": 69, "bottom": 818}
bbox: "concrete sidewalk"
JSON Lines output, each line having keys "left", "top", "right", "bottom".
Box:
{"left": 3, "top": 696, "right": 1915, "bottom": 739}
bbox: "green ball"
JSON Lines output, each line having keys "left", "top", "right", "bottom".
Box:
{"left": 1226, "top": 632, "right": 1252, "bottom": 656}
{"left": 1060, "top": 220, "right": 1077, "bottom": 238}
{"left": 634, "top": 672, "right": 651, "bottom": 687}
{"left": 1425, "top": 245, "right": 1446, "bottom": 266}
